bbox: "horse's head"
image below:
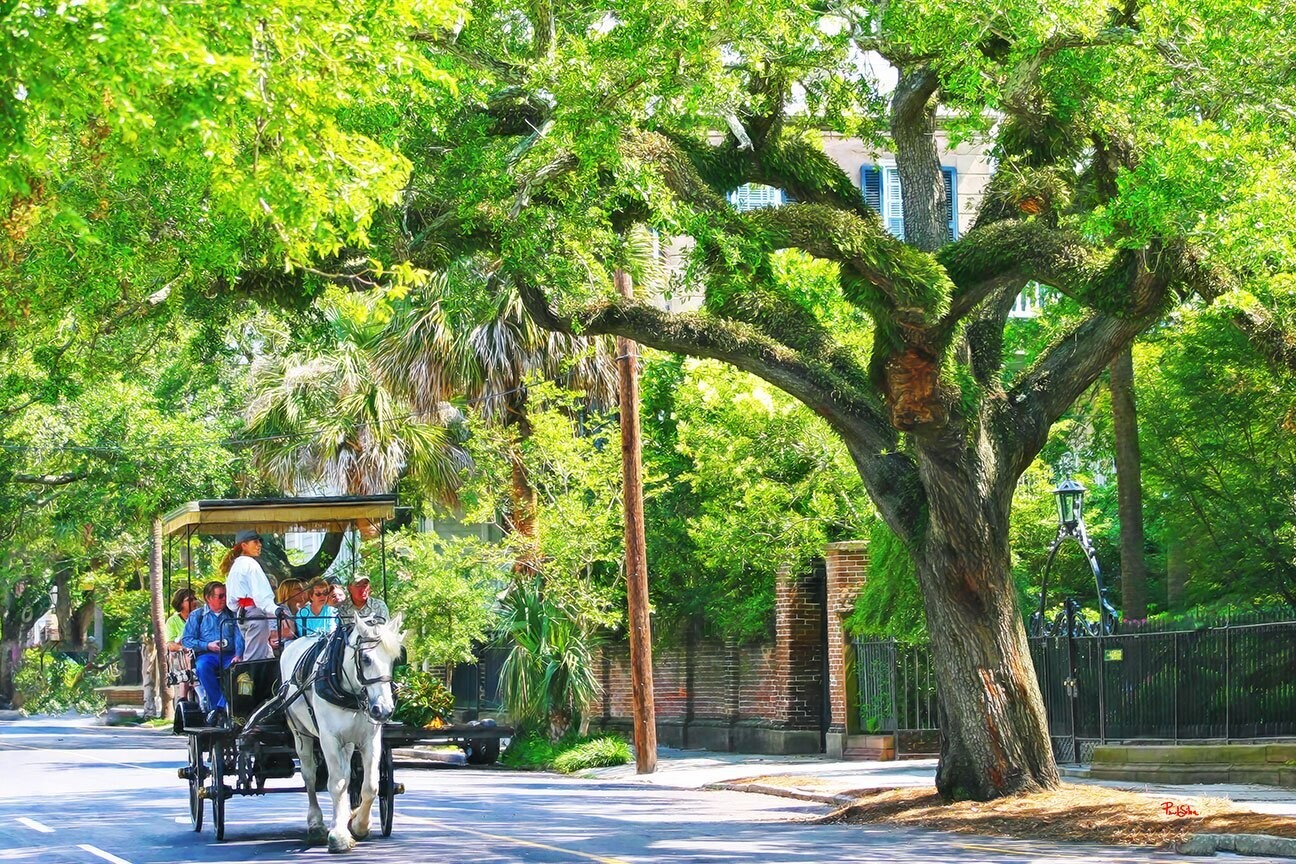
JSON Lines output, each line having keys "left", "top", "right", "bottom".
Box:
{"left": 351, "top": 612, "right": 405, "bottom": 723}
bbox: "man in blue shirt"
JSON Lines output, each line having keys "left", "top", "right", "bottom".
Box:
{"left": 182, "top": 580, "right": 243, "bottom": 726}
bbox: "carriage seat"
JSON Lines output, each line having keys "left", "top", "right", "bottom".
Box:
{"left": 221, "top": 658, "right": 282, "bottom": 729}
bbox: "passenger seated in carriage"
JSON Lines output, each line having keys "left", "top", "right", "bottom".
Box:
{"left": 181, "top": 580, "right": 244, "bottom": 726}
{"left": 164, "top": 587, "right": 198, "bottom": 702}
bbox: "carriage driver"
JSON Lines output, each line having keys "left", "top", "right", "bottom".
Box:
{"left": 181, "top": 581, "right": 243, "bottom": 726}
{"left": 220, "top": 529, "right": 282, "bottom": 663}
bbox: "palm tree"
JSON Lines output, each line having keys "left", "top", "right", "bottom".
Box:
{"left": 496, "top": 576, "right": 601, "bottom": 740}
{"left": 244, "top": 291, "right": 470, "bottom": 501}
{"left": 374, "top": 261, "right": 622, "bottom": 574}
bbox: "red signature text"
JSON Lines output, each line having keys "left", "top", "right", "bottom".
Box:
{"left": 1161, "top": 802, "right": 1200, "bottom": 817}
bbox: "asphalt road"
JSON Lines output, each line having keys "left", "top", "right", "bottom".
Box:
{"left": 0, "top": 718, "right": 1279, "bottom": 864}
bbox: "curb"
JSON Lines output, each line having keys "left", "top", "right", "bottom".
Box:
{"left": 393, "top": 747, "right": 466, "bottom": 768}
{"left": 1176, "top": 833, "right": 1296, "bottom": 858}
{"left": 0, "top": 710, "right": 23, "bottom": 722}
{"left": 705, "top": 781, "right": 854, "bottom": 807}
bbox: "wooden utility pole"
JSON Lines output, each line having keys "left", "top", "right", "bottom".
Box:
{"left": 148, "top": 517, "right": 173, "bottom": 719}
{"left": 615, "top": 268, "right": 657, "bottom": 774}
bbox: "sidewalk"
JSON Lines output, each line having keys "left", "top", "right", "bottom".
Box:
{"left": 583, "top": 748, "right": 1296, "bottom": 819}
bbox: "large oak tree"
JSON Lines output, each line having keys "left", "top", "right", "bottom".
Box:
{"left": 394, "top": 0, "right": 1296, "bottom": 800}
{"left": 7, "top": 0, "right": 1296, "bottom": 800}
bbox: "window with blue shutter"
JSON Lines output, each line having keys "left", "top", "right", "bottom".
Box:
{"left": 728, "top": 183, "right": 784, "bottom": 212}
{"left": 943, "top": 167, "right": 958, "bottom": 242}
{"left": 860, "top": 164, "right": 959, "bottom": 241}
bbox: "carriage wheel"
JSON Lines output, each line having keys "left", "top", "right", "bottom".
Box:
{"left": 378, "top": 743, "right": 394, "bottom": 838}
{"left": 187, "top": 737, "right": 204, "bottom": 832}
{"left": 209, "top": 739, "right": 227, "bottom": 841}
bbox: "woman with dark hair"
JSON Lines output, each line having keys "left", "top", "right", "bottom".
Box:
{"left": 164, "top": 587, "right": 198, "bottom": 702}
{"left": 164, "top": 588, "right": 197, "bottom": 650}
{"left": 220, "top": 530, "right": 279, "bottom": 662}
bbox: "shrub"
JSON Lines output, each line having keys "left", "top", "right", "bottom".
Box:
{"left": 499, "top": 729, "right": 631, "bottom": 773}
{"left": 14, "top": 648, "right": 114, "bottom": 714}
{"left": 498, "top": 730, "right": 559, "bottom": 770}
{"left": 551, "top": 735, "right": 631, "bottom": 774}
{"left": 392, "top": 667, "right": 455, "bottom": 728}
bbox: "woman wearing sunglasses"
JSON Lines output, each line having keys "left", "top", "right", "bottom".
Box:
{"left": 296, "top": 578, "right": 338, "bottom": 637}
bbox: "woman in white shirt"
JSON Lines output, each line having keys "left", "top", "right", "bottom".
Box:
{"left": 219, "top": 529, "right": 278, "bottom": 661}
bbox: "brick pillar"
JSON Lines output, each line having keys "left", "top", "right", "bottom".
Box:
{"left": 773, "top": 561, "right": 825, "bottom": 736}
{"left": 824, "top": 540, "right": 869, "bottom": 758}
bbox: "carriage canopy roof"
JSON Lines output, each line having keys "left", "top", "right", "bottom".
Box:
{"left": 161, "top": 495, "right": 397, "bottom": 538}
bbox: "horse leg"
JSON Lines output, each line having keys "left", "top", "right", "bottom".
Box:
{"left": 322, "top": 739, "right": 356, "bottom": 853}
{"left": 292, "top": 727, "right": 327, "bottom": 845}
{"left": 347, "top": 735, "right": 379, "bottom": 840}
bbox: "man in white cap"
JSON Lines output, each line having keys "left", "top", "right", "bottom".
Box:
{"left": 221, "top": 529, "right": 280, "bottom": 661}
{"left": 336, "top": 572, "right": 389, "bottom": 629}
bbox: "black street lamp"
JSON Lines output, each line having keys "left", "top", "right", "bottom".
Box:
{"left": 1030, "top": 476, "right": 1119, "bottom": 637}
{"left": 1054, "top": 478, "right": 1085, "bottom": 529}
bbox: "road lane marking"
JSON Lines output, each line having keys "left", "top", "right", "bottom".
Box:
{"left": 14, "top": 818, "right": 53, "bottom": 834}
{"left": 77, "top": 846, "right": 132, "bottom": 864}
{"left": 402, "top": 814, "right": 630, "bottom": 864}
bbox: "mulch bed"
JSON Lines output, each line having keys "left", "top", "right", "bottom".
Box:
{"left": 800, "top": 783, "right": 1296, "bottom": 848}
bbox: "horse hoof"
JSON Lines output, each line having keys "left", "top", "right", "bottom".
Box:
{"left": 327, "top": 833, "right": 355, "bottom": 853}
{"left": 307, "top": 825, "right": 328, "bottom": 845}
{"left": 349, "top": 822, "right": 370, "bottom": 841}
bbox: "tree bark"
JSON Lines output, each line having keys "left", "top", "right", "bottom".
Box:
{"left": 507, "top": 403, "right": 540, "bottom": 576}
{"left": 148, "top": 517, "right": 173, "bottom": 720}
{"left": 890, "top": 69, "right": 947, "bottom": 253}
{"left": 1110, "top": 345, "right": 1147, "bottom": 620}
{"left": 915, "top": 450, "right": 1060, "bottom": 800}
{"left": 616, "top": 268, "right": 657, "bottom": 774}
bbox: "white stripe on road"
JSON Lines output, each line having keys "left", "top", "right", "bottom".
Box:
{"left": 77, "top": 845, "right": 133, "bottom": 864}
{"left": 14, "top": 818, "right": 53, "bottom": 834}
{"left": 401, "top": 814, "right": 630, "bottom": 864}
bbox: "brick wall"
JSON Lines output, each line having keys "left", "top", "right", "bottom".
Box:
{"left": 597, "top": 553, "right": 865, "bottom": 753}
{"left": 825, "top": 540, "right": 869, "bottom": 734}
{"left": 771, "top": 560, "right": 826, "bottom": 729}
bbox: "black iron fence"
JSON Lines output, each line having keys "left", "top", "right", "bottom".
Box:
{"left": 449, "top": 646, "right": 509, "bottom": 718}
{"left": 853, "top": 614, "right": 1296, "bottom": 762}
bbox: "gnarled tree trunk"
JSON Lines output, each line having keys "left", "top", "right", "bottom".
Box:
{"left": 916, "top": 504, "right": 1057, "bottom": 799}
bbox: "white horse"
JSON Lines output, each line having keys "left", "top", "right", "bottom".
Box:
{"left": 278, "top": 613, "right": 404, "bottom": 852}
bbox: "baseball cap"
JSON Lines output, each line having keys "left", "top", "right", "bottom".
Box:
{"left": 347, "top": 572, "right": 371, "bottom": 585}
{"left": 233, "top": 529, "right": 261, "bottom": 545}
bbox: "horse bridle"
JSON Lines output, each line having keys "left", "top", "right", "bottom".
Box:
{"left": 350, "top": 632, "right": 394, "bottom": 689}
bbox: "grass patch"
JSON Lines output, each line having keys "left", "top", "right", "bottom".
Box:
{"left": 143, "top": 717, "right": 173, "bottom": 728}
{"left": 500, "top": 730, "right": 631, "bottom": 773}
{"left": 551, "top": 736, "right": 632, "bottom": 774}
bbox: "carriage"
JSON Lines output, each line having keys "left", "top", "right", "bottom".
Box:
{"left": 163, "top": 495, "right": 509, "bottom": 843}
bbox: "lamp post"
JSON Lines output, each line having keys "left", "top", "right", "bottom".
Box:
{"left": 1030, "top": 477, "right": 1120, "bottom": 637}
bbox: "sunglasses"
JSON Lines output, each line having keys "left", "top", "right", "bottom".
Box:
{"left": 211, "top": 592, "right": 227, "bottom": 599}
{"left": 312, "top": 591, "right": 329, "bottom": 597}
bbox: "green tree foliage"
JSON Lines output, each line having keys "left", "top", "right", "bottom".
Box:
{"left": 243, "top": 287, "right": 469, "bottom": 499}
{"left": 382, "top": 532, "right": 501, "bottom": 670}
{"left": 644, "top": 355, "right": 869, "bottom": 640}
{"left": 1129, "top": 289, "right": 1296, "bottom": 610}
{"left": 844, "top": 521, "right": 925, "bottom": 643}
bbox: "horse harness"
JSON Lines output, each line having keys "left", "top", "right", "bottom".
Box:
{"left": 239, "top": 625, "right": 392, "bottom": 739}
